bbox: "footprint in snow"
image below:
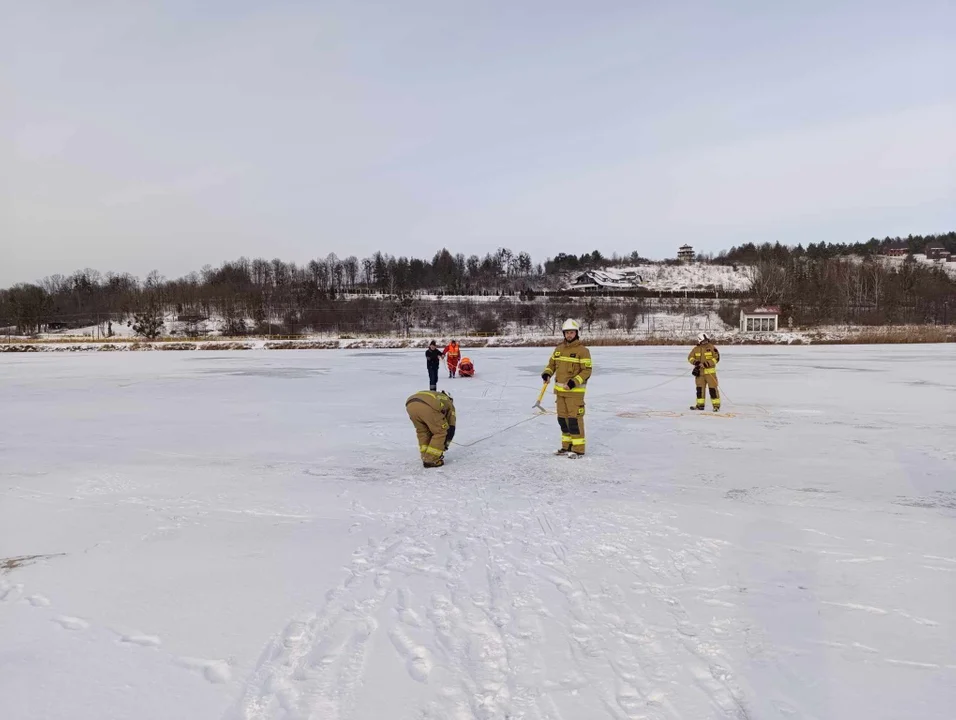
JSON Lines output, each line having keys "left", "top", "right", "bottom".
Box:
{"left": 1, "top": 583, "right": 24, "bottom": 602}
{"left": 178, "top": 656, "right": 233, "bottom": 684}
{"left": 53, "top": 616, "right": 90, "bottom": 631}
{"left": 119, "top": 633, "right": 162, "bottom": 648}
{"left": 388, "top": 626, "right": 432, "bottom": 683}
{"left": 396, "top": 587, "right": 422, "bottom": 628}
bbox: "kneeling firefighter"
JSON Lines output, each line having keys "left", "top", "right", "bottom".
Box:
{"left": 688, "top": 332, "right": 720, "bottom": 411}
{"left": 458, "top": 357, "right": 474, "bottom": 377}
{"left": 405, "top": 390, "right": 456, "bottom": 468}
{"left": 541, "top": 319, "right": 592, "bottom": 456}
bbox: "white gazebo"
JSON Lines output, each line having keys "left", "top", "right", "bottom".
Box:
{"left": 740, "top": 306, "right": 780, "bottom": 332}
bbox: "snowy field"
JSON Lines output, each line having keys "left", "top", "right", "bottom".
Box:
{"left": 618, "top": 264, "right": 751, "bottom": 292}
{"left": 1, "top": 347, "right": 954, "bottom": 720}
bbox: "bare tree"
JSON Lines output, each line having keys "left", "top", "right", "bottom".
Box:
{"left": 747, "top": 261, "right": 790, "bottom": 305}
{"left": 361, "top": 258, "right": 374, "bottom": 290}
{"left": 343, "top": 256, "right": 359, "bottom": 291}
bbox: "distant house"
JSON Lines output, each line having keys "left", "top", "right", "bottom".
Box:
{"left": 740, "top": 306, "right": 780, "bottom": 333}
{"left": 568, "top": 269, "right": 642, "bottom": 291}
{"left": 881, "top": 243, "right": 909, "bottom": 257}
{"left": 925, "top": 244, "right": 951, "bottom": 261}
{"left": 678, "top": 245, "right": 696, "bottom": 262}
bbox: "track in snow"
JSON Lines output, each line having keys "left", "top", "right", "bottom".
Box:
{"left": 229, "top": 467, "right": 754, "bottom": 720}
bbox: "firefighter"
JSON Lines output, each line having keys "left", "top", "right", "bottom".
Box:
{"left": 443, "top": 339, "right": 461, "bottom": 378}
{"left": 541, "top": 319, "right": 592, "bottom": 457}
{"left": 688, "top": 332, "right": 721, "bottom": 412}
{"left": 425, "top": 341, "right": 442, "bottom": 391}
{"left": 405, "top": 390, "right": 456, "bottom": 468}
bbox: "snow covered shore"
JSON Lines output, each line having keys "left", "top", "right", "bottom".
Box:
{"left": 2, "top": 324, "right": 955, "bottom": 353}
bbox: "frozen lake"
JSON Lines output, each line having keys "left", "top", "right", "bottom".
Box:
{"left": 1, "top": 346, "right": 955, "bottom": 720}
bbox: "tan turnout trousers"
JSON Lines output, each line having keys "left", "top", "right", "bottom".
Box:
{"left": 556, "top": 394, "right": 586, "bottom": 454}
{"left": 695, "top": 373, "right": 720, "bottom": 410}
{"left": 405, "top": 391, "right": 456, "bottom": 465}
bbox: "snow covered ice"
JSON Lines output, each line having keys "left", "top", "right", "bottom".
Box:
{"left": 1, "top": 346, "right": 954, "bottom": 720}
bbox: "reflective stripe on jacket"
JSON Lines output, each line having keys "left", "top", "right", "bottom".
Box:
{"left": 542, "top": 339, "right": 592, "bottom": 394}
{"left": 687, "top": 342, "right": 720, "bottom": 375}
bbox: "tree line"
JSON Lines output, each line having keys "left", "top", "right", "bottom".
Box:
{"left": 3, "top": 236, "right": 955, "bottom": 336}
{"left": 0, "top": 247, "right": 578, "bottom": 335}
{"left": 746, "top": 255, "right": 956, "bottom": 325}
{"left": 717, "top": 232, "right": 956, "bottom": 265}
{"left": 543, "top": 250, "right": 650, "bottom": 274}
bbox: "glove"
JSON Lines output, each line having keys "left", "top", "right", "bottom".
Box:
{"left": 692, "top": 366, "right": 700, "bottom": 377}
{"left": 541, "top": 373, "right": 550, "bottom": 383}
{"left": 566, "top": 379, "right": 576, "bottom": 390}
{"left": 445, "top": 425, "right": 455, "bottom": 449}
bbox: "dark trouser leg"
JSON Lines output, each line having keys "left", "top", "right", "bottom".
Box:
{"left": 565, "top": 395, "right": 586, "bottom": 455}
{"left": 556, "top": 396, "right": 572, "bottom": 450}
{"left": 707, "top": 375, "right": 720, "bottom": 410}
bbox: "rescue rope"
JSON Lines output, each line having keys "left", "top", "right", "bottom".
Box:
{"left": 469, "top": 368, "right": 690, "bottom": 400}
{"left": 448, "top": 373, "right": 764, "bottom": 451}
{"left": 451, "top": 412, "right": 548, "bottom": 448}
{"left": 592, "top": 370, "right": 688, "bottom": 400}
{"left": 449, "top": 362, "right": 764, "bottom": 448}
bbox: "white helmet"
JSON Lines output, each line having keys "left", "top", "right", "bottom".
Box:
{"left": 562, "top": 318, "right": 581, "bottom": 332}
{"left": 697, "top": 332, "right": 709, "bottom": 343}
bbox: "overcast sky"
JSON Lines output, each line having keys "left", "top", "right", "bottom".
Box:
{"left": 3, "top": 0, "right": 954, "bottom": 287}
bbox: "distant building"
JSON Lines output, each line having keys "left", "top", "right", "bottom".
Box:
{"left": 568, "top": 269, "right": 642, "bottom": 292}
{"left": 677, "top": 245, "right": 696, "bottom": 262}
{"left": 740, "top": 306, "right": 780, "bottom": 333}
{"left": 925, "top": 244, "right": 951, "bottom": 261}
{"left": 881, "top": 243, "right": 909, "bottom": 257}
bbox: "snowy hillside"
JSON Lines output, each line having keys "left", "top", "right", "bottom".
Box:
{"left": 879, "top": 253, "right": 956, "bottom": 278}
{"left": 621, "top": 263, "right": 751, "bottom": 291}
{"left": 38, "top": 315, "right": 240, "bottom": 341}
{"left": 565, "top": 263, "right": 752, "bottom": 292}
{"left": 2, "top": 347, "right": 954, "bottom": 720}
